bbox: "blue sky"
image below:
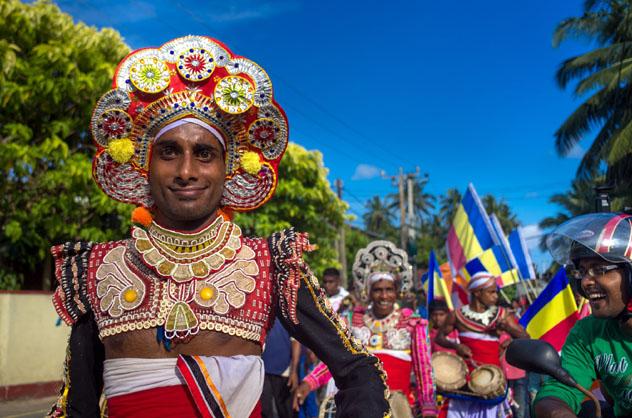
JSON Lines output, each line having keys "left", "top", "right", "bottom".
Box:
{"left": 55, "top": 0, "right": 595, "bottom": 270}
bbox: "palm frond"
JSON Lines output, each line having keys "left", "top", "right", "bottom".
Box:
{"left": 576, "top": 115, "right": 618, "bottom": 178}
{"left": 556, "top": 44, "right": 627, "bottom": 88}
{"left": 554, "top": 87, "right": 616, "bottom": 154}
{"left": 607, "top": 113, "right": 632, "bottom": 162}
{"left": 553, "top": 13, "right": 609, "bottom": 48}
{"left": 574, "top": 56, "right": 632, "bottom": 94}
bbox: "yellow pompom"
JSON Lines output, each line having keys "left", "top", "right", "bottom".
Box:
{"left": 241, "top": 151, "right": 263, "bottom": 175}
{"left": 107, "top": 138, "right": 135, "bottom": 164}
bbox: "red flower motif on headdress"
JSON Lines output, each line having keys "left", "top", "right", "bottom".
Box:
{"left": 184, "top": 53, "right": 206, "bottom": 75}
{"left": 102, "top": 114, "right": 128, "bottom": 137}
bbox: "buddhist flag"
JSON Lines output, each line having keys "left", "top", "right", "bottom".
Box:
{"left": 460, "top": 245, "right": 520, "bottom": 288}
{"left": 445, "top": 184, "right": 498, "bottom": 273}
{"left": 490, "top": 214, "right": 522, "bottom": 279}
{"left": 426, "top": 250, "right": 454, "bottom": 310}
{"left": 508, "top": 228, "right": 537, "bottom": 280}
{"left": 519, "top": 268, "right": 578, "bottom": 351}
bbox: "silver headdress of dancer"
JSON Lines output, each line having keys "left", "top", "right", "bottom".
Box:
{"left": 352, "top": 240, "right": 413, "bottom": 302}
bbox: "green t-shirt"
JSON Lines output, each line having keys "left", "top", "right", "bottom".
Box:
{"left": 535, "top": 315, "right": 632, "bottom": 416}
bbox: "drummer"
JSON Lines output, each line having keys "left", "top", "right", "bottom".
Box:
{"left": 293, "top": 241, "right": 438, "bottom": 418}
{"left": 428, "top": 299, "right": 459, "bottom": 354}
{"left": 436, "top": 271, "right": 528, "bottom": 367}
{"left": 435, "top": 271, "right": 528, "bottom": 416}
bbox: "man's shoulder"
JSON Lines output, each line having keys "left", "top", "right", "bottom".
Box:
{"left": 570, "top": 314, "right": 615, "bottom": 339}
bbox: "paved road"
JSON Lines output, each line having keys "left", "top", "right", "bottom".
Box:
{"left": 0, "top": 396, "right": 56, "bottom": 418}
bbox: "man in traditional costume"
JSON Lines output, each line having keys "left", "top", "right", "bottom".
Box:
{"left": 436, "top": 271, "right": 528, "bottom": 417}
{"left": 294, "top": 241, "right": 438, "bottom": 418}
{"left": 48, "top": 36, "right": 389, "bottom": 418}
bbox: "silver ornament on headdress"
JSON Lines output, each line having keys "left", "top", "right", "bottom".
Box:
{"left": 352, "top": 240, "right": 413, "bottom": 302}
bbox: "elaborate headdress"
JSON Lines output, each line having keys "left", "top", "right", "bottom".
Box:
{"left": 91, "top": 36, "right": 288, "bottom": 212}
{"left": 352, "top": 241, "right": 413, "bottom": 302}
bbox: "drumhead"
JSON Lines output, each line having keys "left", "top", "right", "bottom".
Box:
{"left": 431, "top": 352, "right": 467, "bottom": 391}
{"left": 468, "top": 364, "right": 506, "bottom": 397}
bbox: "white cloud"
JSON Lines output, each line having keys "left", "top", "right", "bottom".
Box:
{"left": 566, "top": 143, "right": 585, "bottom": 159}
{"left": 352, "top": 164, "right": 382, "bottom": 180}
{"left": 520, "top": 223, "right": 543, "bottom": 242}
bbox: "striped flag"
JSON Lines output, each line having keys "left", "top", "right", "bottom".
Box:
{"left": 445, "top": 184, "right": 498, "bottom": 273}
{"left": 459, "top": 245, "right": 520, "bottom": 288}
{"left": 490, "top": 214, "right": 522, "bottom": 279}
{"left": 426, "top": 250, "right": 454, "bottom": 310}
{"left": 519, "top": 268, "right": 579, "bottom": 351}
{"left": 508, "top": 228, "right": 537, "bottom": 280}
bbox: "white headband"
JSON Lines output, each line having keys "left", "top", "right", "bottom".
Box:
{"left": 468, "top": 272, "right": 497, "bottom": 291}
{"left": 154, "top": 117, "right": 226, "bottom": 149}
{"left": 368, "top": 272, "right": 395, "bottom": 287}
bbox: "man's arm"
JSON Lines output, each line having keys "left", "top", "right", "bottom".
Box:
{"left": 533, "top": 320, "right": 596, "bottom": 417}
{"left": 287, "top": 339, "right": 301, "bottom": 391}
{"left": 48, "top": 312, "right": 104, "bottom": 417}
{"left": 534, "top": 397, "right": 577, "bottom": 418}
{"left": 269, "top": 229, "right": 390, "bottom": 418}
{"left": 498, "top": 312, "right": 529, "bottom": 339}
{"left": 435, "top": 312, "right": 472, "bottom": 358}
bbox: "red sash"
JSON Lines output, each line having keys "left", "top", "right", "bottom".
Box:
{"left": 375, "top": 352, "right": 412, "bottom": 395}
{"left": 107, "top": 385, "right": 262, "bottom": 418}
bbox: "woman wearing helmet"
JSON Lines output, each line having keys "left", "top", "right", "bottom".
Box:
{"left": 534, "top": 213, "right": 632, "bottom": 418}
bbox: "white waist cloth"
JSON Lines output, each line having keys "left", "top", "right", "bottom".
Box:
{"left": 459, "top": 331, "right": 499, "bottom": 341}
{"left": 104, "top": 355, "right": 264, "bottom": 417}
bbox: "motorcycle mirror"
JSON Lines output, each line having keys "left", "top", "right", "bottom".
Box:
{"left": 506, "top": 339, "right": 576, "bottom": 387}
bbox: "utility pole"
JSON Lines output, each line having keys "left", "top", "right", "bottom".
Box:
{"left": 382, "top": 168, "right": 420, "bottom": 252}
{"left": 335, "top": 179, "right": 348, "bottom": 287}
{"left": 398, "top": 168, "right": 407, "bottom": 250}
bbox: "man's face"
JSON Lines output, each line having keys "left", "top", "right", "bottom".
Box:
{"left": 149, "top": 123, "right": 225, "bottom": 230}
{"left": 474, "top": 285, "right": 499, "bottom": 308}
{"left": 370, "top": 279, "right": 397, "bottom": 318}
{"left": 322, "top": 274, "right": 340, "bottom": 297}
{"left": 430, "top": 309, "right": 448, "bottom": 328}
{"left": 579, "top": 258, "right": 628, "bottom": 318}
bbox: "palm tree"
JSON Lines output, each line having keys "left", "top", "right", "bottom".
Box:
{"left": 554, "top": 0, "right": 632, "bottom": 190}
{"left": 386, "top": 175, "right": 436, "bottom": 227}
{"left": 438, "top": 188, "right": 462, "bottom": 223}
{"left": 482, "top": 195, "right": 519, "bottom": 233}
{"left": 363, "top": 196, "right": 397, "bottom": 238}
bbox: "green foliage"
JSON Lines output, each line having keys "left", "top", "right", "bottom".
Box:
{"left": 0, "top": 0, "right": 131, "bottom": 289}
{"left": 362, "top": 196, "right": 398, "bottom": 240}
{"left": 481, "top": 194, "right": 519, "bottom": 233}
{"left": 553, "top": 0, "right": 632, "bottom": 202}
{"left": 235, "top": 143, "right": 347, "bottom": 276}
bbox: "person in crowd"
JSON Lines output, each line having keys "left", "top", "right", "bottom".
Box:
{"left": 261, "top": 319, "right": 300, "bottom": 418}
{"left": 534, "top": 212, "right": 632, "bottom": 418}
{"left": 47, "top": 35, "right": 389, "bottom": 418}
{"left": 321, "top": 267, "right": 349, "bottom": 313}
{"left": 436, "top": 271, "right": 528, "bottom": 416}
{"left": 428, "top": 298, "right": 458, "bottom": 354}
{"left": 293, "top": 241, "right": 437, "bottom": 418}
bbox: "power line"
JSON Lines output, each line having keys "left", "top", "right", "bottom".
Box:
{"left": 166, "top": 0, "right": 417, "bottom": 169}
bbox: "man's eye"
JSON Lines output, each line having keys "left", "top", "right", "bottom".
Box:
{"left": 197, "top": 149, "right": 215, "bottom": 160}
{"left": 159, "top": 146, "right": 176, "bottom": 157}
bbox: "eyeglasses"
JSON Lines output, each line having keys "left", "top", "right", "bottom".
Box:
{"left": 566, "top": 264, "right": 620, "bottom": 279}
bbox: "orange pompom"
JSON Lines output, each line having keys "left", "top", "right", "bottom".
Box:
{"left": 131, "top": 206, "right": 153, "bottom": 227}
{"left": 217, "top": 207, "right": 233, "bottom": 221}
